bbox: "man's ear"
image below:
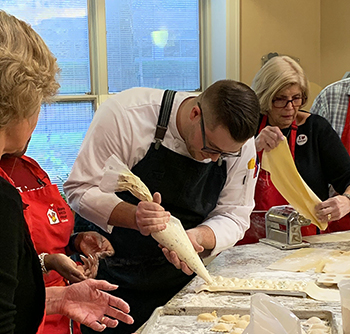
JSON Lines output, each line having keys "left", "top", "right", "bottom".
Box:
{"left": 189, "top": 104, "right": 201, "bottom": 121}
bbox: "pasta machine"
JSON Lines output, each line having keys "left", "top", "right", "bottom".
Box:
{"left": 259, "top": 205, "right": 311, "bottom": 249}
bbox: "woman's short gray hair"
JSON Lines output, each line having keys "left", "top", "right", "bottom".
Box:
{"left": 251, "top": 55, "right": 309, "bottom": 115}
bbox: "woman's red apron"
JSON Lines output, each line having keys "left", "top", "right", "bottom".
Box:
{"left": 238, "top": 116, "right": 316, "bottom": 245}
{"left": 0, "top": 156, "right": 80, "bottom": 334}
{"left": 322, "top": 97, "right": 350, "bottom": 233}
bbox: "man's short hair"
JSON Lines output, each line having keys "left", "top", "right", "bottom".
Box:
{"left": 200, "top": 79, "right": 260, "bottom": 142}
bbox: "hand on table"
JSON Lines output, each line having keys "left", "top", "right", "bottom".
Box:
{"left": 160, "top": 229, "right": 204, "bottom": 276}
{"left": 46, "top": 279, "right": 134, "bottom": 332}
{"left": 135, "top": 192, "right": 170, "bottom": 236}
{"left": 255, "top": 126, "right": 285, "bottom": 152}
{"left": 315, "top": 195, "right": 350, "bottom": 223}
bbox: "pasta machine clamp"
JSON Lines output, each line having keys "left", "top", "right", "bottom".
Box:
{"left": 259, "top": 205, "right": 311, "bottom": 250}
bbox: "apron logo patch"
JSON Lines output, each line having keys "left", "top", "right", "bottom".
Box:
{"left": 47, "top": 208, "right": 60, "bottom": 225}
{"left": 296, "top": 134, "right": 308, "bottom": 146}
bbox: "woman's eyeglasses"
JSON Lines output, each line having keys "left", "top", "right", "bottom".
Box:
{"left": 272, "top": 97, "right": 304, "bottom": 108}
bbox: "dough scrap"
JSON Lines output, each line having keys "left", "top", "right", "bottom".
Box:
{"left": 262, "top": 138, "right": 326, "bottom": 230}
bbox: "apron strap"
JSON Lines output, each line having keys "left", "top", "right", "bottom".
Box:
{"left": 155, "top": 90, "right": 177, "bottom": 149}
{"left": 289, "top": 121, "right": 298, "bottom": 160}
{"left": 341, "top": 96, "right": 350, "bottom": 154}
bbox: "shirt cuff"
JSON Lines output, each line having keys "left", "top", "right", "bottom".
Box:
{"left": 79, "top": 186, "right": 122, "bottom": 233}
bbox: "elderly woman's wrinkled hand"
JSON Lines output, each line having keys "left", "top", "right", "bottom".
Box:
{"left": 315, "top": 195, "right": 350, "bottom": 223}
{"left": 255, "top": 126, "right": 285, "bottom": 152}
{"left": 50, "top": 279, "right": 134, "bottom": 332}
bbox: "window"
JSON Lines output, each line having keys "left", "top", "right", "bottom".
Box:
{"left": 1, "top": 0, "right": 200, "bottom": 191}
{"left": 105, "top": 0, "right": 200, "bottom": 92}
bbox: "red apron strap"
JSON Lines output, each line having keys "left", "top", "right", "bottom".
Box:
{"left": 340, "top": 97, "right": 350, "bottom": 154}
{"left": 289, "top": 121, "right": 298, "bottom": 159}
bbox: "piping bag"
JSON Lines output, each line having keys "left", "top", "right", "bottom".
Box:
{"left": 99, "top": 155, "right": 213, "bottom": 284}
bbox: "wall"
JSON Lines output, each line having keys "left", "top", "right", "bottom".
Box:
{"left": 320, "top": 0, "right": 350, "bottom": 87}
{"left": 239, "top": 0, "right": 321, "bottom": 109}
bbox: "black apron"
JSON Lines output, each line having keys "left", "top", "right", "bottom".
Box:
{"left": 76, "top": 90, "right": 227, "bottom": 334}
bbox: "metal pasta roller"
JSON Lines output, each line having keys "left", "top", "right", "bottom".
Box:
{"left": 259, "top": 205, "right": 311, "bottom": 250}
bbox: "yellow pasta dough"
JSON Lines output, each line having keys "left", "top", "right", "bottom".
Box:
{"left": 262, "top": 138, "right": 327, "bottom": 230}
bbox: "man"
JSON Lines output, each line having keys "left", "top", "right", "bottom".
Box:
{"left": 310, "top": 78, "right": 350, "bottom": 150}
{"left": 64, "top": 80, "right": 260, "bottom": 333}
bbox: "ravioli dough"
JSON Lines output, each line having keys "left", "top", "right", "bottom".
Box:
{"left": 197, "top": 310, "right": 217, "bottom": 322}
{"left": 261, "top": 138, "right": 327, "bottom": 230}
{"left": 210, "top": 323, "right": 232, "bottom": 332}
{"left": 219, "top": 314, "right": 239, "bottom": 324}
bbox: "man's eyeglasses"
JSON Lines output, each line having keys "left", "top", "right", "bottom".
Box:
{"left": 272, "top": 97, "right": 304, "bottom": 109}
{"left": 198, "top": 102, "right": 242, "bottom": 158}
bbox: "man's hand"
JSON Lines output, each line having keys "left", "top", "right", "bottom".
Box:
{"left": 46, "top": 279, "right": 134, "bottom": 332}
{"left": 75, "top": 232, "right": 115, "bottom": 259}
{"left": 160, "top": 229, "right": 205, "bottom": 276}
{"left": 135, "top": 192, "right": 170, "bottom": 236}
{"left": 255, "top": 125, "right": 285, "bottom": 152}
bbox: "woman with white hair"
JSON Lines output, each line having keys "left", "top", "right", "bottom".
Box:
{"left": 239, "top": 56, "right": 350, "bottom": 244}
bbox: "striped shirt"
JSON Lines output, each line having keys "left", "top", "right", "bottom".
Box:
{"left": 310, "top": 78, "right": 350, "bottom": 137}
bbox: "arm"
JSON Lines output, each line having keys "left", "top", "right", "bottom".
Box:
{"left": 64, "top": 92, "right": 166, "bottom": 233}
{"left": 45, "top": 279, "right": 134, "bottom": 332}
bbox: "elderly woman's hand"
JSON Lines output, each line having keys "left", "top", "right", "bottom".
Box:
{"left": 45, "top": 279, "right": 134, "bottom": 332}
{"left": 315, "top": 195, "right": 350, "bottom": 223}
{"left": 255, "top": 126, "right": 285, "bottom": 152}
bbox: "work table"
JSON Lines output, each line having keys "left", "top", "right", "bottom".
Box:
{"left": 161, "top": 239, "right": 349, "bottom": 333}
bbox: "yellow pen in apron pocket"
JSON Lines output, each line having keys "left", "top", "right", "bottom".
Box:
{"left": 241, "top": 157, "right": 259, "bottom": 205}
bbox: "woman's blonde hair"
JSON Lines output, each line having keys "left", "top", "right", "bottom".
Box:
{"left": 0, "top": 10, "right": 60, "bottom": 128}
{"left": 251, "top": 55, "right": 309, "bottom": 115}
